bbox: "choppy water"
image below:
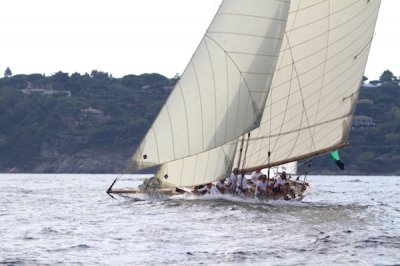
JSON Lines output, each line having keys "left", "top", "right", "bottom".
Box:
{"left": 1, "top": 174, "right": 399, "bottom": 265}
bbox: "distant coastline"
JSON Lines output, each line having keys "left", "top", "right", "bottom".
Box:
{"left": 1, "top": 69, "right": 399, "bottom": 175}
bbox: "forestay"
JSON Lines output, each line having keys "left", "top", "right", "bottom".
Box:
{"left": 132, "top": 0, "right": 290, "bottom": 169}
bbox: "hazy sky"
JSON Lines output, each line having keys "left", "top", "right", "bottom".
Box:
{"left": 0, "top": 0, "right": 398, "bottom": 80}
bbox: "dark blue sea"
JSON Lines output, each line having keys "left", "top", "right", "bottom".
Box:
{"left": 1, "top": 174, "right": 399, "bottom": 265}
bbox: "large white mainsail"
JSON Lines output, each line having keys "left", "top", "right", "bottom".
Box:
{"left": 235, "top": 0, "right": 381, "bottom": 172}
{"left": 132, "top": 0, "right": 290, "bottom": 169}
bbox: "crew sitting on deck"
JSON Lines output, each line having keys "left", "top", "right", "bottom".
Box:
{"left": 195, "top": 183, "right": 220, "bottom": 195}
{"left": 272, "top": 171, "right": 289, "bottom": 200}
{"left": 250, "top": 168, "right": 262, "bottom": 184}
{"left": 216, "top": 178, "right": 227, "bottom": 193}
{"left": 256, "top": 174, "right": 269, "bottom": 199}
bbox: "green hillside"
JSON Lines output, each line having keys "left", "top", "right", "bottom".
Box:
{"left": 312, "top": 70, "right": 400, "bottom": 175}
{"left": 0, "top": 70, "right": 175, "bottom": 172}
{"left": 0, "top": 68, "right": 399, "bottom": 174}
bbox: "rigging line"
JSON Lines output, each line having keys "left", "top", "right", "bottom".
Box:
{"left": 106, "top": 163, "right": 137, "bottom": 195}
{"left": 267, "top": 151, "right": 271, "bottom": 180}
{"left": 302, "top": 159, "right": 313, "bottom": 183}
{"left": 225, "top": 141, "right": 239, "bottom": 178}
{"left": 237, "top": 136, "right": 246, "bottom": 170}
{"left": 241, "top": 132, "right": 251, "bottom": 170}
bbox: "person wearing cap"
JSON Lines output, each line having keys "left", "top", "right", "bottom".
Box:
{"left": 272, "top": 171, "right": 289, "bottom": 199}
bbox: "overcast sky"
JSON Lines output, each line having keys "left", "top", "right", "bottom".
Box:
{"left": 0, "top": 0, "right": 398, "bottom": 80}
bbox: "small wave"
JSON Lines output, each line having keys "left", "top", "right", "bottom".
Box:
{"left": 22, "top": 235, "right": 36, "bottom": 240}
{"left": 41, "top": 227, "right": 59, "bottom": 234}
{"left": 347, "top": 179, "right": 363, "bottom": 183}
{"left": 70, "top": 244, "right": 91, "bottom": 249}
{"left": 0, "top": 258, "right": 39, "bottom": 265}
{"left": 356, "top": 235, "right": 400, "bottom": 249}
{"left": 0, "top": 259, "right": 23, "bottom": 265}
{"left": 49, "top": 244, "right": 91, "bottom": 253}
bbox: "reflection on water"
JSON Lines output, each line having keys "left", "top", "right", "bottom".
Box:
{"left": 0, "top": 174, "right": 399, "bottom": 265}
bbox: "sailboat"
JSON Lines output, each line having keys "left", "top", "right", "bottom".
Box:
{"left": 108, "top": 0, "right": 381, "bottom": 200}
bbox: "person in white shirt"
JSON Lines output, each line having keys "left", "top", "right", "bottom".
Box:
{"left": 227, "top": 168, "right": 239, "bottom": 193}
{"left": 216, "top": 178, "right": 227, "bottom": 193}
{"left": 196, "top": 183, "right": 220, "bottom": 195}
{"left": 251, "top": 169, "right": 263, "bottom": 184}
{"left": 238, "top": 170, "right": 248, "bottom": 195}
{"left": 256, "top": 175, "right": 268, "bottom": 198}
{"left": 272, "top": 171, "right": 289, "bottom": 199}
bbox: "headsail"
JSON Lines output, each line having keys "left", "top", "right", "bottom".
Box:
{"left": 236, "top": 0, "right": 381, "bottom": 171}
{"left": 155, "top": 141, "right": 238, "bottom": 188}
{"left": 132, "top": 0, "right": 291, "bottom": 169}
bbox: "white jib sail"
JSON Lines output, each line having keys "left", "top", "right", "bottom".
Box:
{"left": 236, "top": 0, "right": 381, "bottom": 171}
{"left": 156, "top": 141, "right": 238, "bottom": 188}
{"left": 132, "top": 0, "right": 291, "bottom": 169}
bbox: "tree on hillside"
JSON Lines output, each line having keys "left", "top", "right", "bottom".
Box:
{"left": 90, "top": 70, "right": 110, "bottom": 80}
{"left": 4, "top": 67, "right": 12, "bottom": 78}
{"left": 379, "top": 70, "right": 395, "bottom": 82}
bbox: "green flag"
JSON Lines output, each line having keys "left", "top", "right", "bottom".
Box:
{"left": 330, "top": 150, "right": 344, "bottom": 170}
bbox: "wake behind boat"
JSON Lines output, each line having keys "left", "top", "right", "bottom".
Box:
{"left": 107, "top": 1, "right": 381, "bottom": 201}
